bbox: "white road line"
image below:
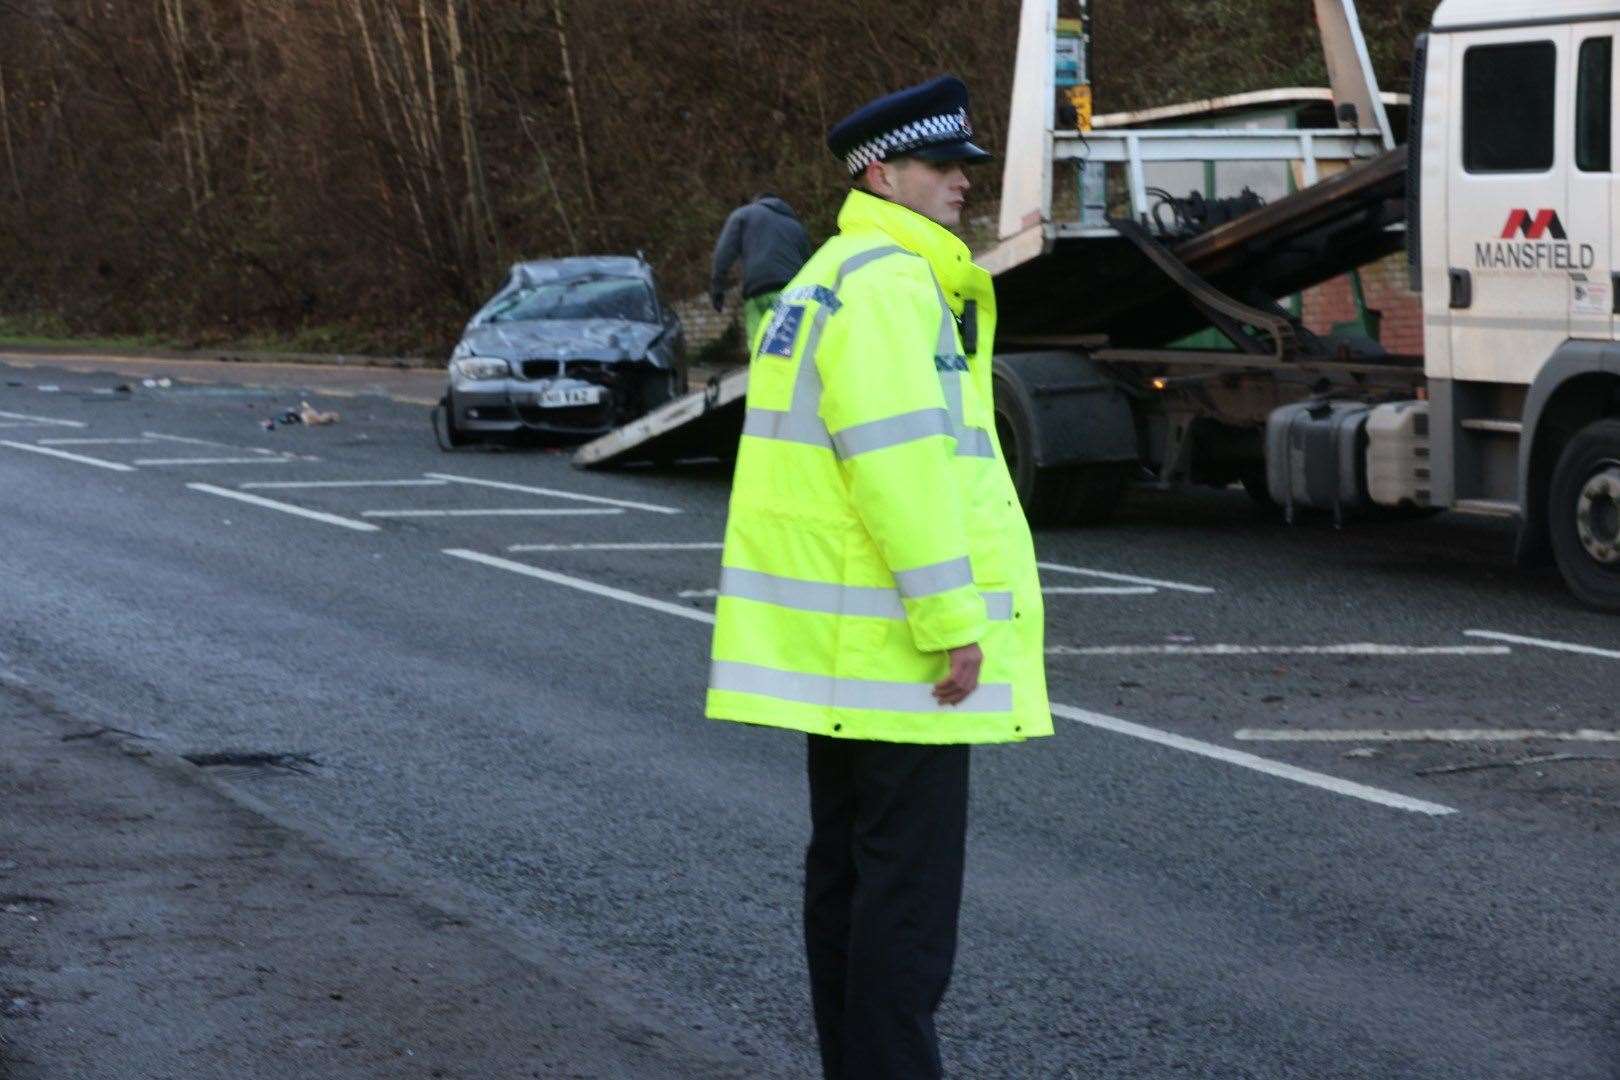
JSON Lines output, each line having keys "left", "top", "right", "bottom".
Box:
{"left": 508, "top": 541, "right": 724, "bottom": 552}
{"left": 186, "top": 483, "right": 379, "bottom": 532}
{"left": 678, "top": 589, "right": 719, "bottom": 598}
{"left": 0, "top": 440, "right": 134, "bottom": 472}
{"left": 1046, "top": 643, "right": 1510, "bottom": 657}
{"left": 1464, "top": 629, "right": 1620, "bottom": 660}
{"left": 240, "top": 479, "right": 450, "bottom": 490}
{"left": 441, "top": 548, "right": 1457, "bottom": 815}
{"left": 37, "top": 437, "right": 156, "bottom": 446}
{"left": 0, "top": 422, "right": 66, "bottom": 429}
{"left": 134, "top": 457, "right": 298, "bottom": 466}
{"left": 362, "top": 508, "right": 623, "bottom": 519}
{"left": 1037, "top": 561, "right": 1214, "bottom": 595}
{"left": 427, "top": 472, "right": 682, "bottom": 515}
{"left": 143, "top": 432, "right": 231, "bottom": 447}
{"left": 1051, "top": 705, "right": 1457, "bottom": 816}
{"left": 1235, "top": 727, "right": 1620, "bottom": 743}
{"left": 1042, "top": 586, "right": 1158, "bottom": 596}
{"left": 442, "top": 549, "right": 716, "bottom": 624}
{"left": 0, "top": 410, "right": 85, "bottom": 428}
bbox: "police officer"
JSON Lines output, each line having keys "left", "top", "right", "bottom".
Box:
{"left": 705, "top": 75, "right": 1051, "bottom": 1079}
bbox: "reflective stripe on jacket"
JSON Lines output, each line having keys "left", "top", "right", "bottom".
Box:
{"left": 705, "top": 189, "right": 1052, "bottom": 745}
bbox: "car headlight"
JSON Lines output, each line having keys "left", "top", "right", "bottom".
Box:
{"left": 451, "top": 356, "right": 511, "bottom": 381}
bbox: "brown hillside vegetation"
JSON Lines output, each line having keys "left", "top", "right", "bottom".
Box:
{"left": 0, "top": 0, "right": 1438, "bottom": 357}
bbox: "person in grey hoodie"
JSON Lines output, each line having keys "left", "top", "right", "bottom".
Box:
{"left": 710, "top": 193, "right": 812, "bottom": 346}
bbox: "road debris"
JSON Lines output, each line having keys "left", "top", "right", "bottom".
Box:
{"left": 1415, "top": 753, "right": 1620, "bottom": 776}
{"left": 299, "top": 400, "right": 340, "bottom": 425}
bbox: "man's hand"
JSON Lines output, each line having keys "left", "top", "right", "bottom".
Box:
{"left": 710, "top": 289, "right": 726, "bottom": 313}
{"left": 933, "top": 643, "right": 983, "bottom": 706}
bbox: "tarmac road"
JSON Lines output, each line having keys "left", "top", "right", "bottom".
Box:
{"left": 3, "top": 353, "right": 1618, "bottom": 1078}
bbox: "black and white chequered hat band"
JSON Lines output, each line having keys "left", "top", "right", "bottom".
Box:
{"left": 842, "top": 108, "right": 973, "bottom": 176}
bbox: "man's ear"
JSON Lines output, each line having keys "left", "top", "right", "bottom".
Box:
{"left": 862, "top": 159, "right": 894, "bottom": 198}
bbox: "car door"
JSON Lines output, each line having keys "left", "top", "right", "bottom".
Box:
{"left": 1569, "top": 27, "right": 1616, "bottom": 339}
{"left": 1447, "top": 27, "right": 1572, "bottom": 383}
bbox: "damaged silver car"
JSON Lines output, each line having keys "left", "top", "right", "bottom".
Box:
{"left": 439, "top": 256, "right": 687, "bottom": 445}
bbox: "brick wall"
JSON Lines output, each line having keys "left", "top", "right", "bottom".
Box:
{"left": 1300, "top": 251, "right": 1422, "bottom": 356}
{"left": 672, "top": 292, "right": 739, "bottom": 349}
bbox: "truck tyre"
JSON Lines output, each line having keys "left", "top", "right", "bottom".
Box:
{"left": 994, "top": 377, "right": 1128, "bottom": 527}
{"left": 1548, "top": 418, "right": 1620, "bottom": 611}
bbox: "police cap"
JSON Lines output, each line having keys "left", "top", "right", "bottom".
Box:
{"left": 827, "top": 75, "right": 992, "bottom": 179}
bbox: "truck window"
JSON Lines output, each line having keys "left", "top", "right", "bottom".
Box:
{"left": 1577, "top": 37, "right": 1612, "bottom": 172}
{"left": 1464, "top": 41, "right": 1557, "bottom": 173}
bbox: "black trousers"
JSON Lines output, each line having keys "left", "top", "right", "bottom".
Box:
{"left": 803, "top": 734, "right": 971, "bottom": 1080}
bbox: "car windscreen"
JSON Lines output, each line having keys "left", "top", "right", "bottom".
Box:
{"left": 480, "top": 275, "right": 657, "bottom": 324}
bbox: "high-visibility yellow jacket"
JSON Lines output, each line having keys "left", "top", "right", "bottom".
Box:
{"left": 705, "top": 189, "right": 1052, "bottom": 745}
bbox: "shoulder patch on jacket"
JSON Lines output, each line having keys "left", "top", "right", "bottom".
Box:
{"left": 777, "top": 285, "right": 841, "bottom": 313}
{"left": 759, "top": 304, "right": 806, "bottom": 358}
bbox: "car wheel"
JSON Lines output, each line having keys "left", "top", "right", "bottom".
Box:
{"left": 436, "top": 392, "right": 473, "bottom": 450}
{"left": 1549, "top": 418, "right": 1620, "bottom": 611}
{"left": 638, "top": 369, "right": 678, "bottom": 414}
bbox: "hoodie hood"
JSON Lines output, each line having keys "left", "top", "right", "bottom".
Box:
{"left": 757, "top": 195, "right": 797, "bottom": 218}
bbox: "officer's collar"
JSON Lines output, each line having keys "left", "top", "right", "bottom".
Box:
{"left": 837, "top": 189, "right": 976, "bottom": 306}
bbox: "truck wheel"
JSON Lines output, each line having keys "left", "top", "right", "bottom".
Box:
{"left": 1548, "top": 418, "right": 1620, "bottom": 611}
{"left": 994, "top": 394, "right": 1128, "bottom": 527}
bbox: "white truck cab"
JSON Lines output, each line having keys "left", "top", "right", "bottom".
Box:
{"left": 1415, "top": 0, "right": 1620, "bottom": 605}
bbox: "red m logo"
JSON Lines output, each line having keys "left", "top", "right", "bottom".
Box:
{"left": 1500, "top": 209, "right": 1567, "bottom": 240}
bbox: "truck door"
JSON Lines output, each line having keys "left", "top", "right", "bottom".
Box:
{"left": 1570, "top": 29, "right": 1615, "bottom": 338}
{"left": 1447, "top": 28, "right": 1572, "bottom": 382}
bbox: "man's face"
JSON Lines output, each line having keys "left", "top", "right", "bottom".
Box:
{"left": 867, "top": 158, "right": 970, "bottom": 228}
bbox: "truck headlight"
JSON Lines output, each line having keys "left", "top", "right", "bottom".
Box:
{"left": 451, "top": 356, "right": 510, "bottom": 381}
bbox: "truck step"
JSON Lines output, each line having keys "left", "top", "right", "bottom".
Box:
{"left": 1451, "top": 498, "right": 1519, "bottom": 518}
{"left": 1459, "top": 418, "right": 1523, "bottom": 435}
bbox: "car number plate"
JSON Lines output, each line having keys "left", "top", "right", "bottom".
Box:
{"left": 534, "top": 385, "right": 602, "bottom": 408}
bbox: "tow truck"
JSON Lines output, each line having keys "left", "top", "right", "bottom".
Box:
{"left": 577, "top": 0, "right": 1620, "bottom": 612}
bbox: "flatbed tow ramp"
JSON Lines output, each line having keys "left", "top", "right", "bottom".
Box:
{"left": 572, "top": 365, "right": 749, "bottom": 469}
{"left": 572, "top": 144, "right": 1406, "bottom": 471}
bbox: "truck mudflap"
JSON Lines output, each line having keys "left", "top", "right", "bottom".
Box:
{"left": 572, "top": 367, "right": 749, "bottom": 469}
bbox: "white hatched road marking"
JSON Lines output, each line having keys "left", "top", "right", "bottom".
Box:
{"left": 1051, "top": 705, "right": 1456, "bottom": 816}
{"left": 134, "top": 457, "right": 299, "bottom": 466}
{"left": 444, "top": 549, "right": 716, "bottom": 624}
{"left": 427, "top": 472, "right": 681, "bottom": 515}
{"left": 363, "top": 508, "right": 623, "bottom": 519}
{"left": 1464, "top": 629, "right": 1620, "bottom": 660}
{"left": 0, "top": 440, "right": 133, "bottom": 472}
{"left": 187, "top": 483, "right": 378, "bottom": 532}
{"left": 143, "top": 431, "right": 232, "bottom": 447}
{"left": 1047, "top": 643, "right": 1510, "bottom": 657}
{"left": 449, "top": 548, "right": 1456, "bottom": 816}
{"left": 241, "top": 479, "right": 449, "bottom": 490}
{"left": 1235, "top": 727, "right": 1620, "bottom": 743}
{"left": 1037, "top": 561, "right": 1214, "bottom": 595}
{"left": 0, "top": 410, "right": 85, "bottom": 428}
{"left": 1042, "top": 586, "right": 1157, "bottom": 596}
{"left": 508, "top": 541, "right": 724, "bottom": 552}
{"left": 38, "top": 437, "right": 156, "bottom": 446}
